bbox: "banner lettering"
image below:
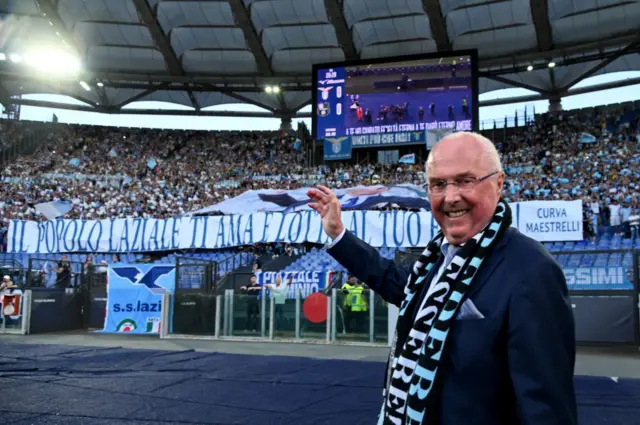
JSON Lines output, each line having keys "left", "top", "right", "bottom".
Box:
{"left": 255, "top": 271, "right": 332, "bottom": 299}
{"left": 564, "top": 266, "right": 633, "bottom": 291}
{"left": 7, "top": 201, "right": 583, "bottom": 254}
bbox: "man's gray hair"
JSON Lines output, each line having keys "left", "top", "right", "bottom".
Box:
{"left": 428, "top": 131, "right": 503, "bottom": 172}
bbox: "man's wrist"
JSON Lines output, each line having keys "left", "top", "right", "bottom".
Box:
{"left": 326, "top": 227, "right": 346, "bottom": 249}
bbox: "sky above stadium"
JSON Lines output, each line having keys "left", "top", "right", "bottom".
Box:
{"left": 3, "top": 72, "right": 639, "bottom": 131}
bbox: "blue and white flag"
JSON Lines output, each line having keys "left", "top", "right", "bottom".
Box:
{"left": 35, "top": 200, "right": 73, "bottom": 220}
{"left": 147, "top": 158, "right": 157, "bottom": 169}
{"left": 579, "top": 133, "right": 597, "bottom": 144}
{"left": 192, "top": 184, "right": 430, "bottom": 215}
{"left": 67, "top": 158, "right": 81, "bottom": 167}
{"left": 99, "top": 264, "right": 176, "bottom": 334}
{"left": 399, "top": 153, "right": 416, "bottom": 164}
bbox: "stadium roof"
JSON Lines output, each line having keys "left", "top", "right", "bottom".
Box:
{"left": 0, "top": 0, "right": 639, "bottom": 119}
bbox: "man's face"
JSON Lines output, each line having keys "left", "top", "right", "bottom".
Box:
{"left": 427, "top": 136, "right": 504, "bottom": 245}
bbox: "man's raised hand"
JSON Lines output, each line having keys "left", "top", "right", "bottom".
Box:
{"left": 307, "top": 185, "right": 344, "bottom": 240}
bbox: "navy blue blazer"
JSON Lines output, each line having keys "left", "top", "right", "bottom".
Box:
{"left": 328, "top": 227, "right": 577, "bottom": 425}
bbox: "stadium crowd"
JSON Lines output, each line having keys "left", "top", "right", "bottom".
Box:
{"left": 1, "top": 105, "right": 639, "bottom": 249}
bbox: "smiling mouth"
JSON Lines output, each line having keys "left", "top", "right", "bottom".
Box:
{"left": 445, "top": 210, "right": 469, "bottom": 218}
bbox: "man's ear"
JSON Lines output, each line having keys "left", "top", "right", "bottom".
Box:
{"left": 496, "top": 172, "right": 506, "bottom": 197}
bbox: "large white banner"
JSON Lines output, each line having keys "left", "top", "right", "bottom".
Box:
{"left": 192, "top": 184, "right": 430, "bottom": 216}
{"left": 6, "top": 200, "right": 583, "bottom": 254}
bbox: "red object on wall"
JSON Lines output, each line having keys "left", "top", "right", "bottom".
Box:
{"left": 302, "top": 292, "right": 328, "bottom": 324}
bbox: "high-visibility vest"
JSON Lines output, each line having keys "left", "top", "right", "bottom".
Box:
{"left": 343, "top": 284, "right": 367, "bottom": 312}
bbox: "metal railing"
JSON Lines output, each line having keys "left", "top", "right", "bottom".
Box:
{"left": 163, "top": 279, "right": 390, "bottom": 346}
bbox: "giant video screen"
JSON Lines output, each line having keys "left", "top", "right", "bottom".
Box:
{"left": 312, "top": 50, "right": 479, "bottom": 147}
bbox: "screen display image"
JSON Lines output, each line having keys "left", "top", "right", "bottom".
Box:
{"left": 313, "top": 52, "right": 478, "bottom": 146}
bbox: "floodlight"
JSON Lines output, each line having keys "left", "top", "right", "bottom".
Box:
{"left": 23, "top": 50, "right": 82, "bottom": 75}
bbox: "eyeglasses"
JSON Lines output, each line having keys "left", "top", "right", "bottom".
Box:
{"left": 426, "top": 171, "right": 500, "bottom": 195}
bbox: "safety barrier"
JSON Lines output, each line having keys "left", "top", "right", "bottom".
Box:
{"left": 161, "top": 286, "right": 393, "bottom": 346}
{"left": 5, "top": 248, "right": 637, "bottom": 350}
{"left": 0, "top": 289, "right": 93, "bottom": 336}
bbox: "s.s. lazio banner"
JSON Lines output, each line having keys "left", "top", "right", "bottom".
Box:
{"left": 7, "top": 200, "right": 583, "bottom": 254}
{"left": 564, "top": 266, "right": 634, "bottom": 291}
{"left": 255, "top": 271, "right": 333, "bottom": 299}
{"left": 99, "top": 264, "right": 176, "bottom": 334}
{"left": 324, "top": 136, "right": 352, "bottom": 161}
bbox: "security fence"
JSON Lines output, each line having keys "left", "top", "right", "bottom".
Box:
{"left": 164, "top": 280, "right": 391, "bottom": 345}
{"left": 166, "top": 270, "right": 391, "bottom": 344}
{"left": 5, "top": 248, "right": 637, "bottom": 349}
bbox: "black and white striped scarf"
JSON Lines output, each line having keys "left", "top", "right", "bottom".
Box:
{"left": 379, "top": 200, "right": 512, "bottom": 425}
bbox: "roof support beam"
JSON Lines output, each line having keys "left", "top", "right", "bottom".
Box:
{"left": 291, "top": 98, "right": 312, "bottom": 113}
{"left": 35, "top": 0, "right": 110, "bottom": 106}
{"left": 421, "top": 0, "right": 451, "bottom": 51}
{"left": 323, "top": 0, "right": 358, "bottom": 60}
{"left": 0, "top": 84, "right": 11, "bottom": 104}
{"left": 549, "top": 69, "right": 558, "bottom": 94}
{"left": 132, "top": 0, "right": 183, "bottom": 75}
{"left": 35, "top": 1, "right": 76, "bottom": 50}
{"left": 7, "top": 74, "right": 640, "bottom": 117}
{"left": 559, "top": 39, "right": 640, "bottom": 91}
{"left": 132, "top": 0, "right": 201, "bottom": 109}
{"left": 480, "top": 74, "right": 552, "bottom": 94}
{"left": 186, "top": 85, "right": 201, "bottom": 111}
{"left": 529, "top": 0, "right": 553, "bottom": 51}
{"left": 197, "top": 83, "right": 277, "bottom": 111}
{"left": 227, "top": 0, "right": 273, "bottom": 77}
{"left": 480, "top": 75, "right": 640, "bottom": 107}
{"left": 116, "top": 82, "right": 170, "bottom": 108}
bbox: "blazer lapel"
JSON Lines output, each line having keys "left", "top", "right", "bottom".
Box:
{"left": 465, "top": 228, "right": 513, "bottom": 299}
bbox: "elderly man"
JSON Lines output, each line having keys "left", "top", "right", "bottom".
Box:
{"left": 307, "top": 132, "right": 576, "bottom": 425}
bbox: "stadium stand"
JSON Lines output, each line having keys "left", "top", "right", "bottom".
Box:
{"left": 1, "top": 103, "right": 639, "bottom": 287}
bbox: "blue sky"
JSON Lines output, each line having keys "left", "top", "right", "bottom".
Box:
{"left": 3, "top": 71, "right": 639, "bottom": 131}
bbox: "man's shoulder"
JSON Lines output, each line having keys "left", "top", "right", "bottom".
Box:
{"left": 501, "top": 228, "right": 559, "bottom": 268}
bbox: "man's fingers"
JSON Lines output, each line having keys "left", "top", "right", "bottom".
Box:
{"left": 307, "top": 189, "right": 324, "bottom": 200}
{"left": 307, "top": 203, "right": 323, "bottom": 214}
{"left": 307, "top": 189, "right": 329, "bottom": 203}
{"left": 316, "top": 185, "right": 334, "bottom": 198}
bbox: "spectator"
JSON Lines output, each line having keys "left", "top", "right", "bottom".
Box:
{"left": 0, "top": 105, "right": 638, "bottom": 241}
{"left": 56, "top": 255, "right": 72, "bottom": 288}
